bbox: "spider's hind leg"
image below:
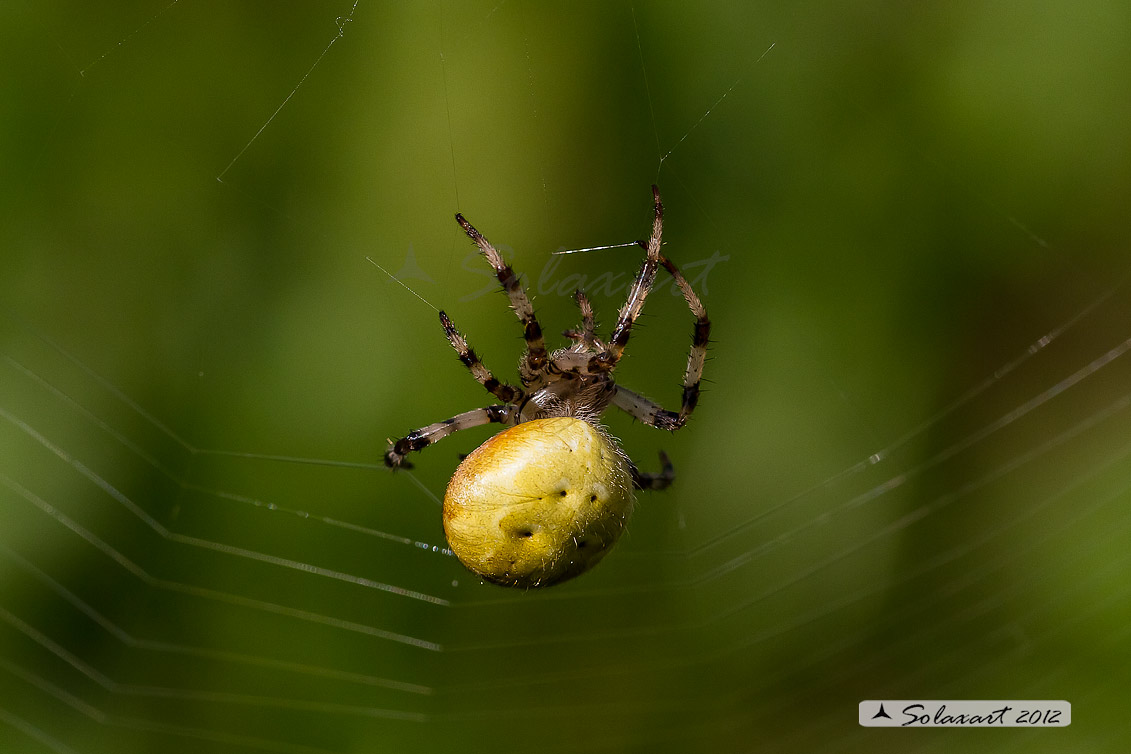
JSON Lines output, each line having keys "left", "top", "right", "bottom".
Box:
{"left": 630, "top": 451, "right": 675, "bottom": 491}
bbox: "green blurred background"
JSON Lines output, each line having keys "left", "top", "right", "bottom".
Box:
{"left": 2, "top": 1, "right": 1130, "bottom": 752}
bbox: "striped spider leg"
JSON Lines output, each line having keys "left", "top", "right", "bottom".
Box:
{"left": 384, "top": 405, "right": 516, "bottom": 469}
{"left": 455, "top": 212, "right": 548, "bottom": 385}
{"left": 385, "top": 185, "right": 710, "bottom": 490}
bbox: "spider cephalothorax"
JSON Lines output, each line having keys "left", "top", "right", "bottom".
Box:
{"left": 385, "top": 186, "right": 709, "bottom": 587}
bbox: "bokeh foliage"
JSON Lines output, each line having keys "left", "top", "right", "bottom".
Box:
{"left": 2, "top": 1, "right": 1130, "bottom": 752}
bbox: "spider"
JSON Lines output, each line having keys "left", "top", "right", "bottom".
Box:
{"left": 385, "top": 185, "right": 709, "bottom": 587}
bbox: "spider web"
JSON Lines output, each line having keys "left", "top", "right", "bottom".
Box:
{"left": 2, "top": 2, "right": 1130, "bottom": 753}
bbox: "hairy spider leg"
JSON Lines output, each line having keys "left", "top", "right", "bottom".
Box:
{"left": 562, "top": 289, "right": 608, "bottom": 353}
{"left": 438, "top": 310, "right": 524, "bottom": 404}
{"left": 660, "top": 254, "right": 710, "bottom": 424}
{"left": 595, "top": 184, "right": 665, "bottom": 370}
{"left": 384, "top": 405, "right": 517, "bottom": 469}
{"left": 609, "top": 253, "right": 710, "bottom": 431}
{"left": 455, "top": 213, "right": 548, "bottom": 384}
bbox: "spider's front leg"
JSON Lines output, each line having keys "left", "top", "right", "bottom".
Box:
{"left": 654, "top": 254, "right": 710, "bottom": 427}
{"left": 439, "top": 310, "right": 524, "bottom": 404}
{"left": 595, "top": 184, "right": 665, "bottom": 369}
{"left": 610, "top": 245, "right": 710, "bottom": 430}
{"left": 384, "top": 405, "right": 517, "bottom": 468}
{"left": 454, "top": 213, "right": 548, "bottom": 384}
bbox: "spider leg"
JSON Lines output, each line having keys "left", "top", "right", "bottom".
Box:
{"left": 629, "top": 451, "right": 675, "bottom": 491}
{"left": 572, "top": 289, "right": 597, "bottom": 344}
{"left": 606, "top": 233, "right": 709, "bottom": 429}
{"left": 384, "top": 405, "right": 517, "bottom": 468}
{"left": 655, "top": 254, "right": 710, "bottom": 427}
{"left": 592, "top": 185, "right": 664, "bottom": 371}
{"left": 562, "top": 289, "right": 607, "bottom": 353}
{"left": 455, "top": 213, "right": 548, "bottom": 383}
{"left": 439, "top": 310, "right": 524, "bottom": 404}
{"left": 612, "top": 385, "right": 685, "bottom": 431}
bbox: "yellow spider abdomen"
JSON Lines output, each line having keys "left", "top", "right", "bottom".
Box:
{"left": 443, "top": 417, "right": 635, "bottom": 588}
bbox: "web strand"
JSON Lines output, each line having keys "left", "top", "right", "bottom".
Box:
{"left": 217, "top": 1, "right": 361, "bottom": 182}
{"left": 5, "top": 3, "right": 1129, "bottom": 751}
